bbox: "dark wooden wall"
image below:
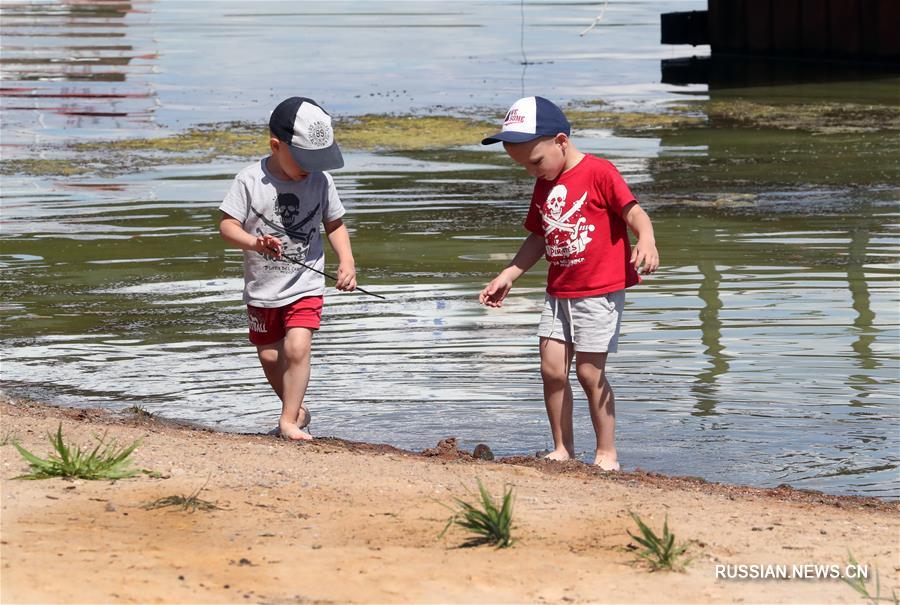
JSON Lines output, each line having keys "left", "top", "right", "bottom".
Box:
{"left": 707, "top": 0, "right": 899, "bottom": 61}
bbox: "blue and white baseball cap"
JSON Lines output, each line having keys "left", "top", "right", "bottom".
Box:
{"left": 269, "top": 96, "right": 344, "bottom": 172}
{"left": 481, "top": 96, "right": 571, "bottom": 145}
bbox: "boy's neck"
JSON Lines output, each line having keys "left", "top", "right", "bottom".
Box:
{"left": 265, "top": 155, "right": 290, "bottom": 181}
{"left": 562, "top": 145, "right": 585, "bottom": 174}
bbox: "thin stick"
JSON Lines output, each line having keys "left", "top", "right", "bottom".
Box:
{"left": 580, "top": 0, "right": 609, "bottom": 37}
{"left": 279, "top": 253, "right": 386, "bottom": 300}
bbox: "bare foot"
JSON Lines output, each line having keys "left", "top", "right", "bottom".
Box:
{"left": 278, "top": 422, "right": 313, "bottom": 442}
{"left": 594, "top": 452, "right": 620, "bottom": 471}
{"left": 542, "top": 448, "right": 572, "bottom": 462}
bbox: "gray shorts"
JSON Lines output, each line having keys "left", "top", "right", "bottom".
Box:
{"left": 537, "top": 290, "right": 625, "bottom": 353}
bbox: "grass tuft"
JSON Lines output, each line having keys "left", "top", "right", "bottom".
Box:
{"left": 143, "top": 477, "right": 221, "bottom": 513}
{"left": 627, "top": 511, "right": 691, "bottom": 571}
{"left": 13, "top": 424, "right": 142, "bottom": 480}
{"left": 842, "top": 552, "right": 899, "bottom": 605}
{"left": 440, "top": 478, "right": 515, "bottom": 548}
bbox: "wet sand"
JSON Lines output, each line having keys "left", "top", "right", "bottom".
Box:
{"left": 1, "top": 396, "right": 897, "bottom": 604}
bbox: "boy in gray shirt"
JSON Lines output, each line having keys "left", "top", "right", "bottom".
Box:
{"left": 219, "top": 97, "right": 356, "bottom": 441}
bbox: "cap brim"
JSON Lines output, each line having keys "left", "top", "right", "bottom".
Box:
{"left": 289, "top": 142, "right": 345, "bottom": 172}
{"left": 480, "top": 131, "right": 542, "bottom": 145}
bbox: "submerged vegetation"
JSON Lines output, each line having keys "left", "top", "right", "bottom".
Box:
{"left": 13, "top": 424, "right": 142, "bottom": 480}
{"left": 1, "top": 114, "right": 494, "bottom": 177}
{"left": 3, "top": 98, "right": 897, "bottom": 178}
{"left": 440, "top": 478, "right": 515, "bottom": 548}
{"left": 705, "top": 99, "right": 900, "bottom": 134}
{"left": 567, "top": 100, "right": 705, "bottom": 134}
{"left": 336, "top": 114, "right": 495, "bottom": 151}
{"left": 1, "top": 158, "right": 95, "bottom": 177}
{"left": 66, "top": 114, "right": 496, "bottom": 158}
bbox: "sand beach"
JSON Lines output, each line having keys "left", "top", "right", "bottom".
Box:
{"left": 1, "top": 396, "right": 897, "bottom": 604}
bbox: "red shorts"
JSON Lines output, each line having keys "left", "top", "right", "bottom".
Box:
{"left": 247, "top": 296, "right": 323, "bottom": 346}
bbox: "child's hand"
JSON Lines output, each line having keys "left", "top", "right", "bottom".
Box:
{"left": 631, "top": 238, "right": 659, "bottom": 275}
{"left": 479, "top": 275, "right": 513, "bottom": 307}
{"left": 255, "top": 234, "right": 282, "bottom": 258}
{"left": 335, "top": 263, "right": 357, "bottom": 292}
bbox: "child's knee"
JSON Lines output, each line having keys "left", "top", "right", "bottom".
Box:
{"left": 575, "top": 364, "right": 596, "bottom": 380}
{"left": 257, "top": 346, "right": 279, "bottom": 368}
{"left": 576, "top": 366, "right": 611, "bottom": 394}
{"left": 283, "top": 331, "right": 312, "bottom": 363}
{"left": 540, "top": 361, "right": 569, "bottom": 386}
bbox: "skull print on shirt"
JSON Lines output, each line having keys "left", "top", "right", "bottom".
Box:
{"left": 541, "top": 184, "right": 595, "bottom": 266}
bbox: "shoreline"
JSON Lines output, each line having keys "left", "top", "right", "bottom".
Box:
{"left": 6, "top": 394, "right": 895, "bottom": 510}
{"left": 2, "top": 396, "right": 898, "bottom": 604}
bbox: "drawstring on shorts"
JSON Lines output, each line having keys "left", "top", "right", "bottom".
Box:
{"left": 549, "top": 297, "right": 575, "bottom": 345}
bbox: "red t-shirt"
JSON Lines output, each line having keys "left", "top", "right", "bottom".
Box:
{"left": 524, "top": 154, "right": 640, "bottom": 298}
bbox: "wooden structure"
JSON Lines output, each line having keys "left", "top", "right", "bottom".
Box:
{"left": 662, "top": 0, "right": 899, "bottom": 63}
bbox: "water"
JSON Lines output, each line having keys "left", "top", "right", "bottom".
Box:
{"left": 1, "top": 1, "right": 898, "bottom": 499}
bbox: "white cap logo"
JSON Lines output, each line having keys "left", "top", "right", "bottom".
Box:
{"left": 292, "top": 103, "right": 334, "bottom": 151}
{"left": 501, "top": 97, "right": 537, "bottom": 134}
{"left": 307, "top": 121, "right": 332, "bottom": 148}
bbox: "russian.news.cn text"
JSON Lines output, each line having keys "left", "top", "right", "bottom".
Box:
{"left": 715, "top": 564, "right": 869, "bottom": 581}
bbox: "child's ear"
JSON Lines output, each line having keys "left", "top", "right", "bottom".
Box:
{"left": 269, "top": 136, "right": 280, "bottom": 154}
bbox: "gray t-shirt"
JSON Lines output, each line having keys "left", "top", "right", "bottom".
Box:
{"left": 219, "top": 158, "right": 346, "bottom": 307}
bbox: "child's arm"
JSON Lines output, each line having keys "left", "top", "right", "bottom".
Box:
{"left": 219, "top": 212, "right": 282, "bottom": 257}
{"left": 622, "top": 202, "right": 659, "bottom": 275}
{"left": 324, "top": 218, "right": 357, "bottom": 292}
{"left": 479, "top": 233, "right": 545, "bottom": 308}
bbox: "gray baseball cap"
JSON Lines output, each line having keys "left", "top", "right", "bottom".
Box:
{"left": 269, "top": 97, "right": 344, "bottom": 172}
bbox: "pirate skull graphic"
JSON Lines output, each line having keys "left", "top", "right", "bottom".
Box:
{"left": 546, "top": 184, "right": 567, "bottom": 220}
{"left": 276, "top": 193, "right": 301, "bottom": 225}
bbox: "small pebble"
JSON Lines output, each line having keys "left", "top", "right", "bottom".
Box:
{"left": 473, "top": 444, "right": 494, "bottom": 461}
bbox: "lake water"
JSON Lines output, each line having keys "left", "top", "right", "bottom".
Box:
{"left": 1, "top": 1, "right": 898, "bottom": 499}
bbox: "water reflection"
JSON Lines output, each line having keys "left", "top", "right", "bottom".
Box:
{"left": 692, "top": 258, "right": 727, "bottom": 417}
{"left": 847, "top": 223, "right": 882, "bottom": 409}
{"left": 0, "top": 0, "right": 157, "bottom": 143}
{"left": 662, "top": 54, "right": 900, "bottom": 89}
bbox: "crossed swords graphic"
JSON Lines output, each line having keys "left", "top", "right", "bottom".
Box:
{"left": 544, "top": 192, "right": 588, "bottom": 234}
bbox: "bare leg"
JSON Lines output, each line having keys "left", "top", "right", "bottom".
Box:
{"left": 256, "top": 344, "right": 284, "bottom": 397}
{"left": 256, "top": 328, "right": 312, "bottom": 438}
{"left": 277, "top": 327, "right": 313, "bottom": 440}
{"left": 539, "top": 337, "right": 576, "bottom": 460}
{"left": 575, "top": 352, "right": 619, "bottom": 470}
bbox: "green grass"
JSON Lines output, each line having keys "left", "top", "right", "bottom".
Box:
{"left": 440, "top": 478, "right": 515, "bottom": 548}
{"left": 842, "top": 552, "right": 899, "bottom": 605}
{"left": 143, "top": 477, "right": 221, "bottom": 513}
{"left": 627, "top": 511, "right": 691, "bottom": 571}
{"left": 13, "top": 424, "right": 142, "bottom": 480}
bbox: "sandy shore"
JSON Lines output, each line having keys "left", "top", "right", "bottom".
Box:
{"left": 1, "top": 396, "right": 897, "bottom": 604}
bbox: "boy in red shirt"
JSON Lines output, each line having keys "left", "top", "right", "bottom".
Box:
{"left": 479, "top": 96, "right": 659, "bottom": 470}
